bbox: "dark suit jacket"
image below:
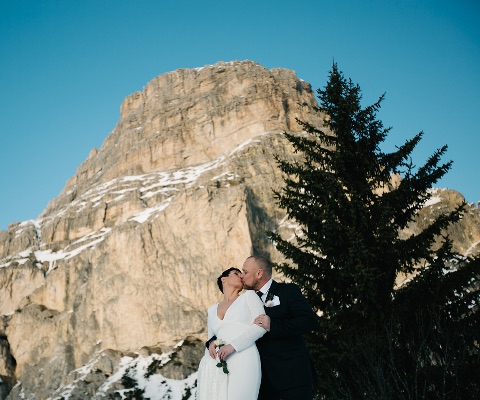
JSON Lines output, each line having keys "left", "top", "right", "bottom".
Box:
{"left": 257, "top": 280, "right": 317, "bottom": 391}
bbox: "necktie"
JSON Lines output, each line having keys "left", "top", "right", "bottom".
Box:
{"left": 256, "top": 291, "right": 263, "bottom": 299}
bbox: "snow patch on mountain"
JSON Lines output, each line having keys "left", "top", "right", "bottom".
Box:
{"left": 46, "top": 343, "right": 197, "bottom": 400}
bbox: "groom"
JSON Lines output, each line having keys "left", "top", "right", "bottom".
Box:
{"left": 207, "top": 255, "right": 318, "bottom": 399}
{"left": 241, "top": 255, "right": 317, "bottom": 400}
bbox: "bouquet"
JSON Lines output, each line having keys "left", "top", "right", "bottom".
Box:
{"left": 214, "top": 339, "right": 229, "bottom": 374}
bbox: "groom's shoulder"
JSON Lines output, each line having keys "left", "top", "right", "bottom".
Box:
{"left": 273, "top": 280, "right": 301, "bottom": 292}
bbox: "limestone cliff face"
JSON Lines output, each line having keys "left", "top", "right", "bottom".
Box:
{"left": 0, "top": 61, "right": 322, "bottom": 399}
{"left": 0, "top": 61, "right": 478, "bottom": 399}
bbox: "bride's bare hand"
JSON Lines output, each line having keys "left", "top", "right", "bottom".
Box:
{"left": 209, "top": 342, "right": 217, "bottom": 359}
{"left": 218, "top": 344, "right": 235, "bottom": 361}
{"left": 254, "top": 314, "right": 270, "bottom": 331}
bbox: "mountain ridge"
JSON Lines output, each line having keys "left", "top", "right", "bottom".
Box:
{"left": 0, "top": 60, "right": 478, "bottom": 399}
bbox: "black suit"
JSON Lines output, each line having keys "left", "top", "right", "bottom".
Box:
{"left": 256, "top": 280, "right": 317, "bottom": 399}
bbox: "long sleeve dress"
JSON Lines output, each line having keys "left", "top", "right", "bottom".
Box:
{"left": 197, "top": 290, "right": 266, "bottom": 400}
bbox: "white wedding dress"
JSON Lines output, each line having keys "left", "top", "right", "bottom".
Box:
{"left": 197, "top": 290, "right": 266, "bottom": 400}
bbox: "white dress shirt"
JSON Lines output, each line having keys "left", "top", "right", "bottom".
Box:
{"left": 256, "top": 279, "right": 273, "bottom": 303}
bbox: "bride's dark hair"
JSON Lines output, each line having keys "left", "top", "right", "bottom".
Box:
{"left": 217, "top": 267, "right": 241, "bottom": 293}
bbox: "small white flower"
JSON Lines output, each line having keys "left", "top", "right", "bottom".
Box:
{"left": 265, "top": 295, "right": 281, "bottom": 307}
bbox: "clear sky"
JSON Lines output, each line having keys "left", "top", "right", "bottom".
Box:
{"left": 1, "top": 0, "right": 479, "bottom": 231}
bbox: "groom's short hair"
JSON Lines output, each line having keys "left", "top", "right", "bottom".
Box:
{"left": 249, "top": 255, "right": 272, "bottom": 277}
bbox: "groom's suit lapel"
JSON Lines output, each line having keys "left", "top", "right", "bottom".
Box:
{"left": 267, "top": 280, "right": 278, "bottom": 298}
{"left": 264, "top": 280, "right": 282, "bottom": 317}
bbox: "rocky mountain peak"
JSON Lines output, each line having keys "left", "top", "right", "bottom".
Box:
{"left": 0, "top": 61, "right": 323, "bottom": 398}
{"left": 63, "top": 60, "right": 316, "bottom": 193}
{"left": 0, "top": 61, "right": 478, "bottom": 399}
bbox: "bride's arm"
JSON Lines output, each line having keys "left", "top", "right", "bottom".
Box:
{"left": 205, "top": 306, "right": 218, "bottom": 358}
{"left": 229, "top": 291, "right": 267, "bottom": 352}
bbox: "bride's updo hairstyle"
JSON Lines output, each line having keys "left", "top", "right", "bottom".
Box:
{"left": 217, "top": 267, "right": 241, "bottom": 293}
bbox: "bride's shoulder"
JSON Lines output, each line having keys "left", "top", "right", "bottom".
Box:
{"left": 241, "top": 289, "right": 257, "bottom": 299}
{"left": 207, "top": 303, "right": 218, "bottom": 313}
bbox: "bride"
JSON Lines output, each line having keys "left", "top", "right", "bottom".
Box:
{"left": 197, "top": 267, "right": 266, "bottom": 400}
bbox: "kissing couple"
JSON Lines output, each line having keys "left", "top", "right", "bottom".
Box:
{"left": 197, "top": 255, "right": 318, "bottom": 400}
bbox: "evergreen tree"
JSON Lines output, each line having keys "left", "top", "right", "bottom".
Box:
{"left": 393, "top": 249, "right": 480, "bottom": 399}
{"left": 269, "top": 64, "right": 479, "bottom": 399}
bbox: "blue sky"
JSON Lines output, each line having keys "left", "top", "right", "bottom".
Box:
{"left": 1, "top": 0, "right": 479, "bottom": 230}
